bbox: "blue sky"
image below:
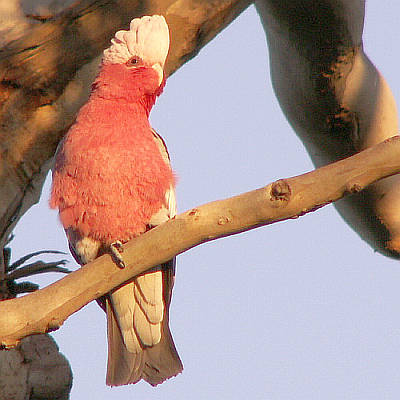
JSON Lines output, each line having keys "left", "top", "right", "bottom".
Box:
{"left": 11, "top": 3, "right": 400, "bottom": 399}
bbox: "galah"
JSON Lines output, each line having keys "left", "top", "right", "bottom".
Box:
{"left": 50, "top": 15, "right": 183, "bottom": 386}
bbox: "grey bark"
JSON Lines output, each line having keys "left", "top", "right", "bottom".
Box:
{"left": 255, "top": 0, "right": 400, "bottom": 257}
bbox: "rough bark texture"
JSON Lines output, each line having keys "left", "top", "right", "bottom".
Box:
{"left": 2, "top": 136, "right": 400, "bottom": 347}
{"left": 255, "top": 0, "right": 400, "bottom": 257}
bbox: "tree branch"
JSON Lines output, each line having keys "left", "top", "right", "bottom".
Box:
{"left": 2, "top": 136, "right": 400, "bottom": 347}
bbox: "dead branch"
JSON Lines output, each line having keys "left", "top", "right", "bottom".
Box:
{"left": 2, "top": 135, "right": 400, "bottom": 347}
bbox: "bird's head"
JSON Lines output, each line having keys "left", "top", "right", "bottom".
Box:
{"left": 95, "top": 15, "right": 169, "bottom": 101}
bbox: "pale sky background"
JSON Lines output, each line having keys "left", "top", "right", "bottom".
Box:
{"left": 9, "top": 2, "right": 400, "bottom": 399}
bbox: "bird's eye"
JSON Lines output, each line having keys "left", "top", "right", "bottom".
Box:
{"left": 126, "top": 56, "right": 143, "bottom": 67}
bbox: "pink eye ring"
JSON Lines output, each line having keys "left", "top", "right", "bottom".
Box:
{"left": 126, "top": 56, "right": 143, "bottom": 67}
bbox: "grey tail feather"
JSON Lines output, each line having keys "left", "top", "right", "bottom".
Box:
{"left": 105, "top": 298, "right": 183, "bottom": 386}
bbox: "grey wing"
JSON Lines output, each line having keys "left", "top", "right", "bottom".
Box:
{"left": 106, "top": 128, "right": 182, "bottom": 386}
{"left": 149, "top": 128, "right": 177, "bottom": 225}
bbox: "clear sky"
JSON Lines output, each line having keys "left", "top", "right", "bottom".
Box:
{"left": 10, "top": 3, "right": 400, "bottom": 399}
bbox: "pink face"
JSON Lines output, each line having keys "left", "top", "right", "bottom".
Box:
{"left": 124, "top": 54, "right": 164, "bottom": 85}
{"left": 93, "top": 59, "right": 163, "bottom": 102}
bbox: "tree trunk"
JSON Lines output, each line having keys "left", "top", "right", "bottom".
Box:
{"left": 255, "top": 0, "right": 400, "bottom": 256}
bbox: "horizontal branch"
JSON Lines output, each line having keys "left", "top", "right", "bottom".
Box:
{"left": 2, "top": 136, "right": 400, "bottom": 346}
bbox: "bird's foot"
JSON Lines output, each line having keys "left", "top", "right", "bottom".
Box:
{"left": 110, "top": 241, "right": 125, "bottom": 268}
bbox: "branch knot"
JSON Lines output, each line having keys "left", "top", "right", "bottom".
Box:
{"left": 270, "top": 179, "right": 291, "bottom": 204}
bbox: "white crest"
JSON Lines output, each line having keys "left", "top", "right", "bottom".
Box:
{"left": 103, "top": 15, "right": 170, "bottom": 66}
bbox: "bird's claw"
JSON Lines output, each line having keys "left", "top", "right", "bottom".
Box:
{"left": 110, "top": 241, "right": 125, "bottom": 268}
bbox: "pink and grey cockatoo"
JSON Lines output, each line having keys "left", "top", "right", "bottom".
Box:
{"left": 50, "top": 15, "right": 183, "bottom": 386}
